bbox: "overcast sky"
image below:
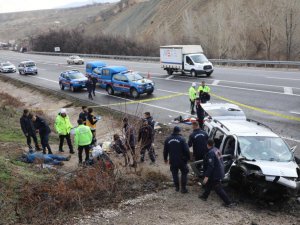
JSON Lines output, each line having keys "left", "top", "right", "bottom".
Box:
{"left": 0, "top": 0, "right": 118, "bottom": 13}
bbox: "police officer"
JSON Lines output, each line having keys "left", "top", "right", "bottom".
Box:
{"left": 188, "top": 121, "right": 208, "bottom": 161}
{"left": 195, "top": 98, "right": 205, "bottom": 129}
{"left": 30, "top": 114, "right": 52, "bottom": 154}
{"left": 138, "top": 119, "right": 155, "bottom": 164}
{"left": 198, "top": 81, "right": 211, "bottom": 103}
{"left": 86, "top": 76, "right": 93, "bottom": 100}
{"left": 189, "top": 82, "right": 197, "bottom": 114}
{"left": 55, "top": 108, "right": 74, "bottom": 154}
{"left": 86, "top": 107, "right": 98, "bottom": 145}
{"left": 20, "top": 109, "right": 41, "bottom": 151}
{"left": 79, "top": 106, "right": 88, "bottom": 125}
{"left": 199, "top": 139, "right": 234, "bottom": 207}
{"left": 74, "top": 119, "right": 93, "bottom": 164}
{"left": 164, "top": 126, "right": 190, "bottom": 193}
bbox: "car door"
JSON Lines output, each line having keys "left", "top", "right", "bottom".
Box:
{"left": 222, "top": 135, "right": 238, "bottom": 175}
{"left": 184, "top": 56, "right": 194, "bottom": 72}
{"left": 210, "top": 128, "right": 226, "bottom": 150}
{"left": 112, "top": 74, "right": 123, "bottom": 92}
{"left": 18, "top": 63, "right": 24, "bottom": 73}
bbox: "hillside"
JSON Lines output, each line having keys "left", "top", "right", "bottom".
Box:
{"left": 1, "top": 0, "right": 300, "bottom": 60}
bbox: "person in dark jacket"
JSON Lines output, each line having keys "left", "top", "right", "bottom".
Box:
{"left": 144, "top": 112, "right": 155, "bottom": 130}
{"left": 91, "top": 76, "right": 98, "bottom": 97}
{"left": 30, "top": 114, "right": 52, "bottom": 154}
{"left": 111, "top": 133, "right": 130, "bottom": 166}
{"left": 86, "top": 76, "right": 93, "bottom": 100}
{"left": 123, "top": 117, "right": 136, "bottom": 167}
{"left": 138, "top": 119, "right": 155, "bottom": 163}
{"left": 86, "top": 107, "right": 98, "bottom": 145}
{"left": 199, "top": 139, "right": 234, "bottom": 207}
{"left": 188, "top": 122, "right": 208, "bottom": 161}
{"left": 195, "top": 98, "right": 205, "bottom": 129}
{"left": 164, "top": 126, "right": 190, "bottom": 193}
{"left": 20, "top": 109, "right": 40, "bottom": 150}
{"left": 79, "top": 106, "right": 88, "bottom": 125}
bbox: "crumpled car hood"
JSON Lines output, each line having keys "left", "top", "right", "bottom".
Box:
{"left": 245, "top": 160, "right": 299, "bottom": 177}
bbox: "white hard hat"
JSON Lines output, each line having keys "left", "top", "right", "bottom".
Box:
{"left": 192, "top": 82, "right": 197, "bottom": 87}
{"left": 60, "top": 108, "right": 67, "bottom": 114}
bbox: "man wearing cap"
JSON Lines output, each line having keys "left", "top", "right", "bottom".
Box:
{"left": 189, "top": 82, "right": 197, "bottom": 114}
{"left": 164, "top": 126, "right": 190, "bottom": 193}
{"left": 55, "top": 108, "right": 74, "bottom": 154}
{"left": 198, "top": 81, "right": 211, "bottom": 103}
{"left": 138, "top": 119, "right": 155, "bottom": 164}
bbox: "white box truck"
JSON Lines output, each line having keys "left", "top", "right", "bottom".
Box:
{"left": 160, "top": 45, "right": 213, "bottom": 77}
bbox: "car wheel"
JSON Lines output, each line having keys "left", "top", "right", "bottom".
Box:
{"left": 60, "top": 83, "right": 65, "bottom": 90}
{"left": 35, "top": 72, "right": 38, "bottom": 75}
{"left": 107, "top": 85, "right": 114, "bottom": 95}
{"left": 67, "top": 61, "right": 70, "bottom": 65}
{"left": 206, "top": 72, "right": 212, "bottom": 77}
{"left": 167, "top": 69, "right": 173, "bottom": 76}
{"left": 147, "top": 90, "right": 154, "bottom": 95}
{"left": 70, "top": 85, "right": 76, "bottom": 92}
{"left": 130, "top": 88, "right": 140, "bottom": 98}
{"left": 191, "top": 70, "right": 197, "bottom": 77}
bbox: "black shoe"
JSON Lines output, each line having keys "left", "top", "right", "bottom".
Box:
{"left": 181, "top": 189, "right": 188, "bottom": 194}
{"left": 198, "top": 195, "right": 207, "bottom": 201}
{"left": 66, "top": 155, "right": 71, "bottom": 161}
{"left": 42, "top": 150, "right": 46, "bottom": 154}
{"left": 175, "top": 187, "right": 180, "bottom": 192}
{"left": 70, "top": 151, "right": 75, "bottom": 154}
{"left": 48, "top": 151, "right": 53, "bottom": 155}
{"left": 223, "top": 202, "right": 237, "bottom": 208}
{"left": 59, "top": 149, "right": 64, "bottom": 152}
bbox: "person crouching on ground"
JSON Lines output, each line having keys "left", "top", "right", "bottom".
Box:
{"left": 74, "top": 119, "right": 93, "bottom": 164}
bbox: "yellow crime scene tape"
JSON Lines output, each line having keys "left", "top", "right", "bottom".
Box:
{"left": 211, "top": 93, "right": 300, "bottom": 122}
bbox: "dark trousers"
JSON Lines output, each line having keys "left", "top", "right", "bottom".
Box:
{"left": 200, "top": 93, "right": 210, "bottom": 103}
{"left": 92, "top": 84, "right": 96, "bottom": 96}
{"left": 26, "top": 134, "right": 39, "bottom": 149}
{"left": 59, "top": 133, "right": 74, "bottom": 153}
{"left": 78, "top": 145, "right": 90, "bottom": 163}
{"left": 202, "top": 180, "right": 231, "bottom": 205}
{"left": 40, "top": 133, "right": 52, "bottom": 154}
{"left": 140, "top": 144, "right": 155, "bottom": 162}
{"left": 170, "top": 164, "right": 189, "bottom": 190}
{"left": 88, "top": 90, "right": 93, "bottom": 100}
{"left": 190, "top": 99, "right": 195, "bottom": 114}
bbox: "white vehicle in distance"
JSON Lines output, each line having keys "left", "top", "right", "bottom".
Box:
{"left": 192, "top": 117, "right": 300, "bottom": 199}
{"left": 67, "top": 55, "right": 84, "bottom": 65}
{"left": 18, "top": 60, "right": 38, "bottom": 75}
{"left": 160, "top": 45, "right": 214, "bottom": 77}
{"left": 0, "top": 61, "right": 16, "bottom": 73}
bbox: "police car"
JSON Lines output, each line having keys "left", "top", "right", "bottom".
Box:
{"left": 59, "top": 70, "right": 88, "bottom": 92}
{"left": 191, "top": 103, "right": 300, "bottom": 199}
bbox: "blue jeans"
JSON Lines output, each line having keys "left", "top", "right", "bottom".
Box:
{"left": 27, "top": 153, "right": 68, "bottom": 165}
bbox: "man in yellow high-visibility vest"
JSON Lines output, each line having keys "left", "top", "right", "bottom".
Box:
{"left": 189, "top": 82, "right": 197, "bottom": 114}
{"left": 198, "top": 81, "right": 211, "bottom": 103}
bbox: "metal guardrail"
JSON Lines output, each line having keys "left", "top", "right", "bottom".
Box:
{"left": 27, "top": 51, "right": 300, "bottom": 68}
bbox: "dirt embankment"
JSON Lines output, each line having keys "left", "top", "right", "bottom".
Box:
{"left": 0, "top": 78, "right": 299, "bottom": 225}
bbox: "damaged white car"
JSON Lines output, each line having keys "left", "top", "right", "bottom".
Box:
{"left": 191, "top": 104, "right": 300, "bottom": 199}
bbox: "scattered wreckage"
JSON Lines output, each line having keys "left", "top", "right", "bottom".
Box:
{"left": 191, "top": 103, "right": 300, "bottom": 199}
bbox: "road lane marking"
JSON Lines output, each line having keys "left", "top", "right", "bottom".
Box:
{"left": 166, "top": 75, "right": 174, "bottom": 80}
{"left": 282, "top": 136, "right": 300, "bottom": 143}
{"left": 284, "top": 87, "right": 293, "bottom": 95}
{"left": 212, "top": 80, "right": 220, "bottom": 85}
{"left": 211, "top": 93, "right": 300, "bottom": 122}
{"left": 268, "top": 76, "right": 300, "bottom": 81}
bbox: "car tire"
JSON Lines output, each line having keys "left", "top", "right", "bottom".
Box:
{"left": 147, "top": 90, "right": 154, "bottom": 95}
{"left": 35, "top": 72, "right": 38, "bottom": 75}
{"left": 167, "top": 69, "right": 173, "bottom": 76}
{"left": 70, "top": 85, "right": 75, "bottom": 92}
{"left": 191, "top": 70, "right": 197, "bottom": 77}
{"left": 130, "top": 88, "right": 140, "bottom": 98}
{"left": 67, "top": 61, "right": 70, "bottom": 65}
{"left": 107, "top": 85, "right": 114, "bottom": 95}
{"left": 60, "top": 83, "right": 65, "bottom": 90}
{"left": 206, "top": 72, "right": 212, "bottom": 77}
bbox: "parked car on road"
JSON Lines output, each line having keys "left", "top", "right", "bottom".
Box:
{"left": 59, "top": 70, "right": 87, "bottom": 92}
{"left": 191, "top": 117, "right": 300, "bottom": 199}
{"left": 18, "top": 61, "right": 38, "bottom": 75}
{"left": 67, "top": 55, "right": 84, "bottom": 65}
{"left": 86, "top": 61, "right": 107, "bottom": 76}
{"left": 0, "top": 61, "right": 16, "bottom": 73}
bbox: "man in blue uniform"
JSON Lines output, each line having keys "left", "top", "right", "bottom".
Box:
{"left": 199, "top": 139, "right": 234, "bottom": 207}
{"left": 164, "top": 126, "right": 190, "bottom": 193}
{"left": 188, "top": 121, "right": 208, "bottom": 161}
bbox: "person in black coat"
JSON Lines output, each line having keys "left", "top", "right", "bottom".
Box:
{"left": 188, "top": 121, "right": 208, "bottom": 161}
{"left": 30, "top": 114, "right": 52, "bottom": 154}
{"left": 164, "top": 126, "right": 190, "bottom": 193}
{"left": 86, "top": 76, "right": 93, "bottom": 100}
{"left": 199, "top": 139, "right": 233, "bottom": 207}
{"left": 78, "top": 106, "right": 88, "bottom": 125}
{"left": 20, "top": 109, "right": 40, "bottom": 150}
{"left": 91, "top": 76, "right": 98, "bottom": 97}
{"left": 195, "top": 98, "right": 205, "bottom": 129}
{"left": 138, "top": 119, "right": 155, "bottom": 163}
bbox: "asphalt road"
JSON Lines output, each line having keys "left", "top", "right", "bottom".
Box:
{"left": 0, "top": 50, "right": 299, "bottom": 149}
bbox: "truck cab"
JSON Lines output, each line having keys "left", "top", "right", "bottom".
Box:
{"left": 160, "top": 45, "right": 214, "bottom": 77}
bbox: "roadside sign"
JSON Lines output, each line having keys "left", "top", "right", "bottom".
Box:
{"left": 54, "top": 47, "right": 61, "bottom": 52}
